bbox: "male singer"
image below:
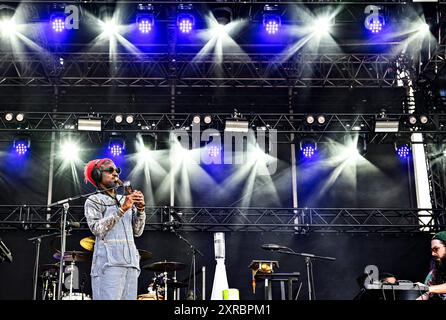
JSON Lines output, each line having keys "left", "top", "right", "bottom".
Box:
{"left": 83, "top": 158, "right": 146, "bottom": 300}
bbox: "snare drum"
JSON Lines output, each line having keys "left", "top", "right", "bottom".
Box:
{"left": 61, "top": 292, "right": 91, "bottom": 300}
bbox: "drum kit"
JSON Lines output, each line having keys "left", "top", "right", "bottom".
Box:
{"left": 39, "top": 235, "right": 189, "bottom": 300}
{"left": 139, "top": 261, "right": 188, "bottom": 301}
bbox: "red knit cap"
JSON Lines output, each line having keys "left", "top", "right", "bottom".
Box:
{"left": 84, "top": 158, "right": 113, "bottom": 187}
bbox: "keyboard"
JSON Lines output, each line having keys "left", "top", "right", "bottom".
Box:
{"left": 364, "top": 281, "right": 428, "bottom": 291}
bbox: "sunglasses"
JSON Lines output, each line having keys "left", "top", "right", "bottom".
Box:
{"left": 101, "top": 167, "right": 121, "bottom": 174}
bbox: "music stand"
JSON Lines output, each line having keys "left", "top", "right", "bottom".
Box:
{"left": 272, "top": 247, "right": 336, "bottom": 300}
{"left": 255, "top": 272, "right": 301, "bottom": 300}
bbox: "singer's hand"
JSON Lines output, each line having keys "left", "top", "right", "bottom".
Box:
{"left": 133, "top": 190, "right": 145, "bottom": 211}
{"left": 121, "top": 195, "right": 135, "bottom": 213}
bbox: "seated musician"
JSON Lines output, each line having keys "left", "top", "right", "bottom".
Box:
{"left": 417, "top": 231, "right": 446, "bottom": 300}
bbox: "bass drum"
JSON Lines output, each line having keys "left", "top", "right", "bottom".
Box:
{"left": 61, "top": 292, "right": 92, "bottom": 300}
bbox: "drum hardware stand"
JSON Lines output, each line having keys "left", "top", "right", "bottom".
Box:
{"left": 48, "top": 183, "right": 123, "bottom": 299}
{"left": 169, "top": 227, "right": 204, "bottom": 300}
{"left": 28, "top": 231, "right": 61, "bottom": 300}
{"left": 274, "top": 247, "right": 336, "bottom": 300}
{"left": 163, "top": 271, "right": 168, "bottom": 301}
{"left": 66, "top": 260, "right": 76, "bottom": 298}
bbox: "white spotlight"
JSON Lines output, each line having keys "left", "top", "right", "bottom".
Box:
{"left": 305, "top": 115, "right": 315, "bottom": 125}
{"left": 15, "top": 113, "right": 24, "bottom": 122}
{"left": 192, "top": 115, "right": 201, "bottom": 125}
{"left": 313, "top": 17, "right": 332, "bottom": 35}
{"left": 102, "top": 19, "right": 119, "bottom": 36}
{"left": 125, "top": 114, "right": 134, "bottom": 124}
{"left": 316, "top": 115, "right": 326, "bottom": 125}
{"left": 0, "top": 18, "right": 17, "bottom": 35}
{"left": 60, "top": 141, "right": 81, "bottom": 161}
{"left": 418, "top": 23, "right": 430, "bottom": 34}
{"left": 114, "top": 114, "right": 123, "bottom": 124}
{"left": 204, "top": 115, "right": 212, "bottom": 124}
{"left": 4, "top": 112, "right": 13, "bottom": 122}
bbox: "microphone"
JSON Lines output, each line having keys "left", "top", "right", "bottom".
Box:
{"left": 261, "top": 243, "right": 289, "bottom": 251}
{"left": 117, "top": 179, "right": 134, "bottom": 194}
{"left": 67, "top": 221, "right": 81, "bottom": 228}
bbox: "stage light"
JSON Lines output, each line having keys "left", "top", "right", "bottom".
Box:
{"left": 4, "top": 113, "right": 13, "bottom": 122}
{"left": 177, "top": 13, "right": 194, "bottom": 34}
{"left": 418, "top": 23, "right": 430, "bottom": 34}
{"left": 15, "top": 113, "right": 24, "bottom": 122}
{"left": 13, "top": 138, "right": 30, "bottom": 156}
{"left": 305, "top": 115, "right": 315, "bottom": 125}
{"left": 78, "top": 118, "right": 102, "bottom": 131}
{"left": 60, "top": 140, "right": 80, "bottom": 161}
{"left": 300, "top": 140, "right": 317, "bottom": 159}
{"left": 375, "top": 120, "right": 399, "bottom": 133}
{"left": 114, "top": 114, "right": 123, "bottom": 124}
{"left": 262, "top": 4, "right": 281, "bottom": 35}
{"left": 312, "top": 17, "right": 332, "bottom": 35}
{"left": 204, "top": 115, "right": 212, "bottom": 124}
{"left": 192, "top": 115, "right": 201, "bottom": 125}
{"left": 50, "top": 14, "right": 65, "bottom": 33}
{"left": 0, "top": 18, "right": 17, "bottom": 35}
{"left": 137, "top": 15, "right": 154, "bottom": 34}
{"left": 225, "top": 120, "right": 249, "bottom": 133}
{"left": 420, "top": 115, "right": 429, "bottom": 124}
{"left": 136, "top": 3, "right": 155, "bottom": 34}
{"left": 109, "top": 137, "right": 125, "bottom": 157}
{"left": 408, "top": 115, "right": 417, "bottom": 125}
{"left": 316, "top": 115, "right": 326, "bottom": 125}
{"left": 364, "top": 5, "right": 385, "bottom": 34}
{"left": 0, "top": 5, "right": 16, "bottom": 35}
{"left": 125, "top": 115, "right": 134, "bottom": 124}
{"left": 207, "top": 145, "right": 221, "bottom": 158}
{"left": 102, "top": 19, "right": 119, "bottom": 35}
{"left": 396, "top": 144, "right": 410, "bottom": 159}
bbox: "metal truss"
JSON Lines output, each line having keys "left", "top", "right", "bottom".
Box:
{"left": 0, "top": 1, "right": 418, "bottom": 4}
{"left": 0, "top": 52, "right": 402, "bottom": 88}
{"left": 0, "top": 205, "right": 443, "bottom": 233}
{"left": 1, "top": 112, "right": 446, "bottom": 142}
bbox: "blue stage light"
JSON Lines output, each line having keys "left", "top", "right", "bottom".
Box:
{"left": 207, "top": 145, "right": 220, "bottom": 158}
{"left": 109, "top": 137, "right": 125, "bottom": 157}
{"left": 14, "top": 139, "right": 30, "bottom": 156}
{"left": 51, "top": 14, "right": 65, "bottom": 32}
{"left": 396, "top": 144, "right": 410, "bottom": 159}
{"left": 177, "top": 13, "right": 194, "bottom": 34}
{"left": 137, "top": 15, "right": 154, "bottom": 34}
{"left": 263, "top": 15, "right": 280, "bottom": 35}
{"left": 301, "top": 144, "right": 316, "bottom": 159}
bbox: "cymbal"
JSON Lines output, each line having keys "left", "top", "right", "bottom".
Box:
{"left": 138, "top": 249, "right": 153, "bottom": 262}
{"left": 39, "top": 263, "right": 60, "bottom": 273}
{"left": 80, "top": 236, "right": 95, "bottom": 252}
{"left": 143, "top": 261, "right": 187, "bottom": 272}
{"left": 53, "top": 250, "right": 92, "bottom": 262}
{"left": 79, "top": 236, "right": 152, "bottom": 261}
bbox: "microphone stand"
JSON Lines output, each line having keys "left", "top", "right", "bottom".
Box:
{"left": 27, "top": 231, "right": 61, "bottom": 300}
{"left": 275, "top": 247, "right": 335, "bottom": 301}
{"left": 48, "top": 184, "right": 121, "bottom": 300}
{"left": 169, "top": 227, "right": 204, "bottom": 300}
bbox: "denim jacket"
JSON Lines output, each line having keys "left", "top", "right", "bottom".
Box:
{"left": 84, "top": 193, "right": 146, "bottom": 277}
